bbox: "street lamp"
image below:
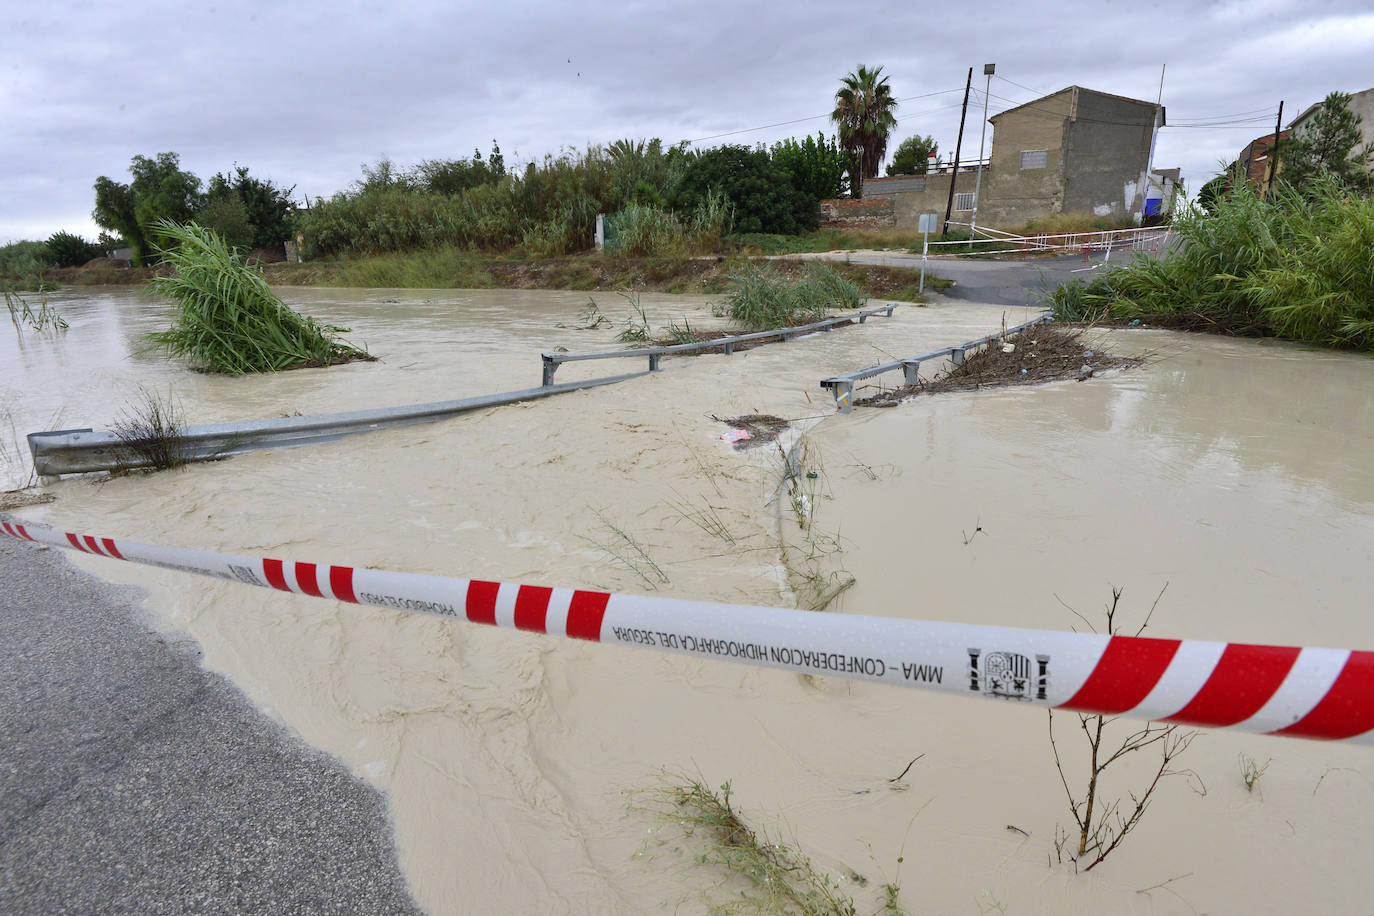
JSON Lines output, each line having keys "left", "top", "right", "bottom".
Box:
{"left": 969, "top": 63, "right": 995, "bottom": 250}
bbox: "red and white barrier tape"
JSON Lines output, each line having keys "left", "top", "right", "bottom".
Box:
{"left": 4, "top": 515, "right": 1372, "bottom": 743}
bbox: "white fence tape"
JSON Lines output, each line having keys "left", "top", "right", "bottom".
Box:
{"left": 3, "top": 516, "right": 1371, "bottom": 744}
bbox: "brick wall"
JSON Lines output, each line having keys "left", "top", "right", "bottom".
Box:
{"left": 817, "top": 198, "right": 895, "bottom": 229}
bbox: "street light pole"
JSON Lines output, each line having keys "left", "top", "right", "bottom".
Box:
{"left": 969, "top": 63, "right": 995, "bottom": 250}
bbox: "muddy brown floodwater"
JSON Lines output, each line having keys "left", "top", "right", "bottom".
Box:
{"left": 9, "top": 286, "right": 1374, "bottom": 914}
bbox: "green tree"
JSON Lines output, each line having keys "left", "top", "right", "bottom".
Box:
{"left": 204, "top": 166, "right": 295, "bottom": 249}
{"left": 196, "top": 196, "right": 255, "bottom": 250}
{"left": 831, "top": 64, "right": 899, "bottom": 197}
{"left": 607, "top": 137, "right": 689, "bottom": 208}
{"left": 675, "top": 145, "right": 810, "bottom": 234}
{"left": 886, "top": 134, "right": 938, "bottom": 176}
{"left": 1282, "top": 92, "right": 1374, "bottom": 194}
{"left": 93, "top": 152, "right": 204, "bottom": 264}
{"left": 771, "top": 133, "right": 849, "bottom": 206}
{"left": 93, "top": 176, "right": 145, "bottom": 263}
{"left": 1196, "top": 174, "right": 1228, "bottom": 214}
{"left": 130, "top": 153, "right": 203, "bottom": 229}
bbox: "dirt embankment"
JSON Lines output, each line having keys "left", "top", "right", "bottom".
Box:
{"left": 33, "top": 254, "right": 941, "bottom": 301}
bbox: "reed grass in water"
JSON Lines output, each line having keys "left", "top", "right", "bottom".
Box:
{"left": 148, "top": 220, "right": 370, "bottom": 374}
{"left": 724, "top": 261, "right": 864, "bottom": 331}
{"left": 1045, "top": 176, "right": 1374, "bottom": 350}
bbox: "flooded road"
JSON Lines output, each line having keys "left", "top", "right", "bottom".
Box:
{"left": 8, "top": 285, "right": 1374, "bottom": 914}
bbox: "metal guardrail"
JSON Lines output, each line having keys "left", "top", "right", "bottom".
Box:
{"left": 27, "top": 372, "right": 646, "bottom": 477}
{"left": 540, "top": 303, "right": 900, "bottom": 386}
{"left": 820, "top": 314, "right": 1053, "bottom": 413}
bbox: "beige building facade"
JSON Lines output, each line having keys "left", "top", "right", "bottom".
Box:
{"left": 832, "top": 86, "right": 1178, "bottom": 231}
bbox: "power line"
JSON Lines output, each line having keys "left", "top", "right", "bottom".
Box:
{"left": 993, "top": 74, "right": 1050, "bottom": 99}
{"left": 687, "top": 87, "right": 964, "bottom": 145}
{"left": 1170, "top": 123, "right": 1283, "bottom": 130}
{"left": 1171, "top": 106, "right": 1277, "bottom": 122}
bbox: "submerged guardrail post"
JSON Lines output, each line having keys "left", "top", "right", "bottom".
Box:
{"left": 951, "top": 347, "right": 967, "bottom": 366}
{"left": 541, "top": 354, "right": 558, "bottom": 387}
{"left": 832, "top": 380, "right": 853, "bottom": 414}
{"left": 648, "top": 353, "right": 661, "bottom": 372}
{"left": 901, "top": 360, "right": 921, "bottom": 386}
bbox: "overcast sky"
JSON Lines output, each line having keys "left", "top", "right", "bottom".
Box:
{"left": 4, "top": 0, "right": 1373, "bottom": 243}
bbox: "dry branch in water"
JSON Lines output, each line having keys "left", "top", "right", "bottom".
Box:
{"left": 1049, "top": 586, "right": 1198, "bottom": 873}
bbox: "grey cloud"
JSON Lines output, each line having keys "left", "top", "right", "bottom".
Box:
{"left": 3, "top": 0, "right": 1372, "bottom": 240}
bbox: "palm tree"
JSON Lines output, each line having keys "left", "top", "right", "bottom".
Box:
{"left": 831, "top": 65, "right": 899, "bottom": 197}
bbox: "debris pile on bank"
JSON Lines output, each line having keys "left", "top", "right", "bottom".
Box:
{"left": 856, "top": 326, "right": 1142, "bottom": 408}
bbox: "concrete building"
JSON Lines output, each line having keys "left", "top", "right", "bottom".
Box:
{"left": 823, "top": 86, "right": 1177, "bottom": 231}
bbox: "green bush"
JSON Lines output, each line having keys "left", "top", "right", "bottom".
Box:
{"left": 675, "top": 145, "right": 813, "bottom": 235}
{"left": 44, "top": 231, "right": 101, "bottom": 267}
{"left": 296, "top": 136, "right": 846, "bottom": 261}
{"left": 605, "top": 192, "right": 732, "bottom": 257}
{"left": 413, "top": 142, "right": 507, "bottom": 195}
{"left": 0, "top": 240, "right": 52, "bottom": 277}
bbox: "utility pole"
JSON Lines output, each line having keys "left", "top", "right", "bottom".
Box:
{"left": 1135, "top": 64, "right": 1166, "bottom": 225}
{"left": 969, "top": 63, "right": 995, "bottom": 249}
{"left": 943, "top": 67, "right": 973, "bottom": 238}
{"left": 1266, "top": 100, "right": 1284, "bottom": 200}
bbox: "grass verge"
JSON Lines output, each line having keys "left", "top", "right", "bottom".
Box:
{"left": 38, "top": 247, "right": 951, "bottom": 303}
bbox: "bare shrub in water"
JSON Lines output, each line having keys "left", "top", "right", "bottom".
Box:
{"left": 1049, "top": 586, "right": 1200, "bottom": 872}
{"left": 111, "top": 388, "right": 190, "bottom": 472}
{"left": 148, "top": 220, "right": 370, "bottom": 374}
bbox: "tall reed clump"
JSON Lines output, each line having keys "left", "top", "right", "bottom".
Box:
{"left": 724, "top": 262, "right": 864, "bottom": 331}
{"left": 147, "top": 220, "right": 370, "bottom": 374}
{"left": 604, "top": 191, "right": 734, "bottom": 257}
{"left": 1046, "top": 176, "right": 1374, "bottom": 349}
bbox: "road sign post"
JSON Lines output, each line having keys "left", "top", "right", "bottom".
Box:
{"left": 918, "top": 212, "right": 938, "bottom": 293}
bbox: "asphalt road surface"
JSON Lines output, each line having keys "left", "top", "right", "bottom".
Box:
{"left": 0, "top": 533, "right": 423, "bottom": 915}
{"left": 805, "top": 249, "right": 1120, "bottom": 307}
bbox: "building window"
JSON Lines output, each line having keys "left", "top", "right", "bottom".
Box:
{"left": 1021, "top": 149, "right": 1049, "bottom": 169}
{"left": 954, "top": 192, "right": 975, "bottom": 211}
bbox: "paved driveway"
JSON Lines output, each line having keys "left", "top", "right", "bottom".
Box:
{"left": 0, "top": 535, "right": 422, "bottom": 915}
